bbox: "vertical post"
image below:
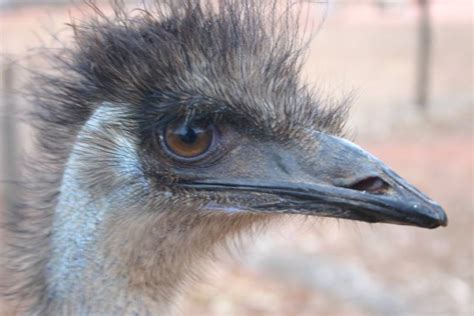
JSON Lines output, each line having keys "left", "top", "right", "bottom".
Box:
{"left": 415, "top": 0, "right": 432, "bottom": 110}
{"left": 1, "top": 61, "right": 18, "bottom": 213}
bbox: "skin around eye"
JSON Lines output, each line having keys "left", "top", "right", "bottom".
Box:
{"left": 164, "top": 120, "right": 214, "bottom": 159}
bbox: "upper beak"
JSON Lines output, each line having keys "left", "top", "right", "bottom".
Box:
{"left": 179, "top": 133, "right": 448, "bottom": 229}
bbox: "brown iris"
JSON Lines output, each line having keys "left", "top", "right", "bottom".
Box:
{"left": 163, "top": 119, "right": 214, "bottom": 159}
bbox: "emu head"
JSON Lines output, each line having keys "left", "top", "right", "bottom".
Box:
{"left": 51, "top": 0, "right": 446, "bottom": 244}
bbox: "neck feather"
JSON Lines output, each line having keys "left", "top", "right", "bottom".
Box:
{"left": 43, "top": 105, "right": 260, "bottom": 314}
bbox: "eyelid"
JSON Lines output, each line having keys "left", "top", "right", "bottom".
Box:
{"left": 139, "top": 101, "right": 251, "bottom": 133}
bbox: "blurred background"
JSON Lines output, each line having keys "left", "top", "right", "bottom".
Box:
{"left": 0, "top": 1, "right": 472, "bottom": 315}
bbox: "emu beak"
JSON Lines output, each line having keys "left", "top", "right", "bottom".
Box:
{"left": 181, "top": 133, "right": 448, "bottom": 229}
{"left": 274, "top": 133, "right": 449, "bottom": 229}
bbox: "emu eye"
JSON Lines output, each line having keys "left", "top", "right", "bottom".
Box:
{"left": 163, "top": 119, "right": 214, "bottom": 160}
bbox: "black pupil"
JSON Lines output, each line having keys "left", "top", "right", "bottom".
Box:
{"left": 176, "top": 125, "right": 201, "bottom": 144}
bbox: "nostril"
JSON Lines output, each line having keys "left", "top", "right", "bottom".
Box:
{"left": 348, "top": 176, "right": 390, "bottom": 194}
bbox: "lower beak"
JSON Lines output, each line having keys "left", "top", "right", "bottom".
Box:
{"left": 185, "top": 177, "right": 447, "bottom": 229}
{"left": 179, "top": 133, "right": 448, "bottom": 229}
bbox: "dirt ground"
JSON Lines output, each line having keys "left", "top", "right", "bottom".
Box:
{"left": 1, "top": 2, "right": 473, "bottom": 315}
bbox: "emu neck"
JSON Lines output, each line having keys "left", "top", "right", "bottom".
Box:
{"left": 48, "top": 154, "right": 175, "bottom": 314}
{"left": 45, "top": 107, "right": 186, "bottom": 314}
{"left": 45, "top": 106, "right": 258, "bottom": 314}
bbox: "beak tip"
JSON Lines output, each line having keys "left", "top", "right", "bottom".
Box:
{"left": 437, "top": 210, "right": 448, "bottom": 228}
{"left": 428, "top": 204, "right": 448, "bottom": 228}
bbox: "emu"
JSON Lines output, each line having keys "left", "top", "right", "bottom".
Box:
{"left": 4, "top": 1, "right": 447, "bottom": 314}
